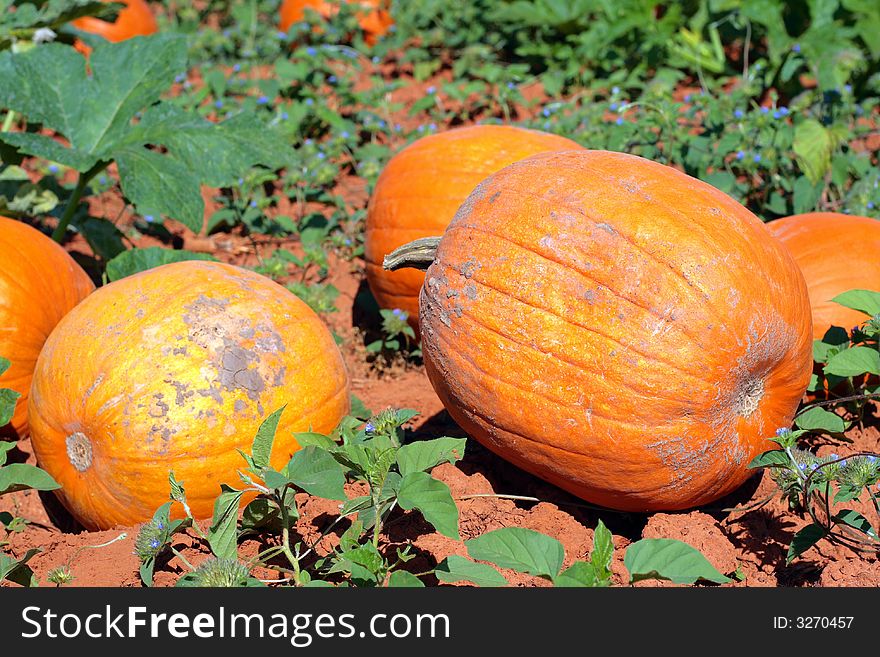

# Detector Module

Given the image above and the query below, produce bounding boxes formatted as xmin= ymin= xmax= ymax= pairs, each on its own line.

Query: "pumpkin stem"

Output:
xmin=383 ymin=236 xmax=441 ymax=272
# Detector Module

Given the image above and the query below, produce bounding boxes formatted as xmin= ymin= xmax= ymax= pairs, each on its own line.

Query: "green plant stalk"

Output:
xmin=169 ymin=546 xmax=196 ymax=571
xmin=1 ymin=110 xmax=15 ymax=132
xmin=51 ymin=161 xmax=110 ymax=242
xmin=277 ymin=486 xmax=302 ymax=585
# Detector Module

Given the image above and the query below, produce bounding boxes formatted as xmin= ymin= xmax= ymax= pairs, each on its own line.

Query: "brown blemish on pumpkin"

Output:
xmin=148 ymin=393 xmax=169 ymax=418
xmin=489 ymin=190 xmax=501 ymax=204
xmin=460 ymin=258 xmax=480 ymax=279
xmin=66 ymin=432 xmax=93 ymax=472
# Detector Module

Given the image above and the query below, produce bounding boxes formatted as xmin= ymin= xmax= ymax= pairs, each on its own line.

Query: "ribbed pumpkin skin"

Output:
xmin=365 ymin=125 xmax=582 ymax=328
xmin=279 ymin=0 xmax=392 ymax=44
xmin=420 ymin=150 xmax=813 ymax=512
xmin=0 ymin=217 xmax=94 ymax=438
xmin=766 ymin=212 xmax=880 ymax=339
xmin=28 ymin=261 xmax=349 ymax=530
xmin=71 ymin=0 xmax=157 ymax=43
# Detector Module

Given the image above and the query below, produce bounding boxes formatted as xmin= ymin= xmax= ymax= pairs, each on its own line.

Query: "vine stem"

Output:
xmin=277 ymin=487 xmax=302 ymax=585
xmin=383 ymin=236 xmax=440 ymax=271
xmin=51 ymin=160 xmax=109 ymax=242
xmin=170 ymin=546 xmax=196 ymax=572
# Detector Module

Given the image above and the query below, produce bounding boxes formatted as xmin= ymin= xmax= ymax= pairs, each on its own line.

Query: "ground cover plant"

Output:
xmin=0 ymin=0 xmax=879 ymax=588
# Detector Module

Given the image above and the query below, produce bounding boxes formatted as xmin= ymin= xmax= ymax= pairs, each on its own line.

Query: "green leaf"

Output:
xmin=1 ymin=548 xmax=40 ymax=587
xmin=139 ymin=558 xmax=156 ymax=588
xmin=434 ymin=555 xmax=509 ymax=587
xmin=250 ymin=406 xmax=286 ymax=472
xmin=591 ymin=519 xmax=614 ymax=576
xmin=396 ymin=437 xmax=467 ymax=476
xmin=397 ymin=471 xmax=460 ymax=540
xmin=748 ymin=449 xmax=791 ymax=469
xmin=465 ymin=527 xmax=564 ymax=579
xmin=794 ymin=118 xmax=832 ymax=184
xmin=831 ymin=289 xmax=880 ymax=317
xmin=824 ymin=346 xmax=880 ymax=377
xmin=554 ymin=561 xmax=602 ymax=587
xmin=786 ymin=523 xmax=826 ymax=563
xmin=115 ymin=147 xmax=204 ymax=231
xmin=795 ymin=406 xmax=848 ymax=433
xmin=208 ymin=485 xmax=244 ymax=560
xmin=283 ymin=446 xmax=347 ymax=500
xmin=0 ymin=463 xmax=60 ymax=495
xmin=0 ymin=357 xmax=10 ymax=378
xmin=625 ymin=538 xmax=731 ymax=584
xmin=387 ymin=570 xmax=424 ymax=587
xmin=0 ymin=387 xmax=20 ymax=427
xmin=833 ymin=509 xmax=877 ymax=538
xmin=292 ymin=431 xmax=338 ymax=451
xmin=0 ymin=442 xmax=14 ymax=467
xmin=105 ymin=246 xmax=217 ymax=282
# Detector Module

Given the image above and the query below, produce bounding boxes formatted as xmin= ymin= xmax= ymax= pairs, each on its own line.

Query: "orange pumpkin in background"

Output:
xmin=407 ymin=150 xmax=813 ymax=512
xmin=0 ymin=216 xmax=94 ymax=439
xmin=28 ymin=261 xmax=350 ymax=530
xmin=365 ymin=125 xmax=583 ymax=330
xmin=279 ymin=0 xmax=393 ymax=45
xmin=71 ymin=0 xmax=158 ymax=43
xmin=766 ymin=212 xmax=880 ymax=339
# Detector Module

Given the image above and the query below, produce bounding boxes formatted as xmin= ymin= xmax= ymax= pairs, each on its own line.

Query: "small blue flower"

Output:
xmin=237 ymin=178 xmax=244 ymax=186
xmin=232 ymin=63 xmax=241 ymax=73
xmin=305 ymin=138 xmax=313 ymax=146
xmin=48 ymin=164 xmax=59 ymax=173
xmin=426 ymin=86 xmax=436 ymax=94
xmin=753 ymin=154 xmax=762 ymax=163
xmin=615 ymin=117 xmax=624 ymax=126
xmin=867 ymin=456 xmax=878 ymax=465
xmin=506 ymin=82 xmax=516 ymax=89
xmin=156 ymin=521 xmax=165 ymax=531
xmin=306 ymin=47 xmax=317 ymax=56
xmin=868 ymin=202 xmax=875 ymax=210
xmin=144 ymin=215 xmax=155 ymax=223
xmin=99 ymin=176 xmax=107 ymax=185
xmin=844 ymin=84 xmax=852 ymax=94
xmin=775 ymin=427 xmax=788 ymax=437
xmin=392 ymin=308 xmax=403 ymax=317
xmin=792 ymin=43 xmax=801 ymax=53
xmin=365 ymin=421 xmax=376 ymax=433
xmin=735 ymin=150 xmax=745 ymax=160
xmin=377 ymin=120 xmax=386 ymax=128
xmin=343 ymin=238 xmax=353 ymax=246
xmin=684 ymin=93 xmax=692 ymax=103
xmin=394 ymin=123 xmax=402 ymax=132
xmin=175 ymin=74 xmax=186 ymax=83
xmin=328 ymin=75 xmax=337 ymax=84
xmin=340 ymin=131 xmax=350 ymax=139
xmin=277 ymin=31 xmax=288 ymax=40
xmin=214 ymin=100 xmax=224 ymax=109
xmin=611 ymin=86 xmax=620 ymax=95
xmin=372 ymin=56 xmax=380 ymax=64
xmin=542 ymin=108 xmax=552 ymax=117
xmin=734 ymin=109 xmax=744 ymax=119
xmin=429 ymin=123 xmax=437 ymax=131
xmin=257 ymin=95 xmax=269 ymax=105
xmin=316 ymin=152 xmax=326 ymax=160
xmin=222 ymin=29 xmax=231 ymax=37
xmin=281 ymin=112 xmax=289 ymax=120
xmin=305 ymin=98 xmax=314 ymax=106
xmin=760 ymin=106 xmax=769 ymax=114
xmin=609 ymin=102 xmax=618 ymax=111
xmin=417 ymin=125 xmax=425 ymax=133
xmin=149 ymin=539 xmax=161 ymax=549
xmin=830 ymin=453 xmax=839 ymax=460
xmin=249 ymin=200 xmax=258 ymax=208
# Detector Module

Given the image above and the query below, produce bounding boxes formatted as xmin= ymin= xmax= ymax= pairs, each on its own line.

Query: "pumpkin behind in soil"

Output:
xmin=71 ymin=0 xmax=158 ymax=44
xmin=765 ymin=212 xmax=880 ymax=340
xmin=0 ymin=216 xmax=94 ymax=439
xmin=365 ymin=125 xmax=583 ymax=330
xmin=402 ymin=149 xmax=813 ymax=512
xmin=279 ymin=0 xmax=392 ymax=45
xmin=28 ymin=261 xmax=350 ymax=530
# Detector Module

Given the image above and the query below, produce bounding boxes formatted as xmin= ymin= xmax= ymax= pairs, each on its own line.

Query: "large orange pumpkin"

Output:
xmin=766 ymin=212 xmax=880 ymax=339
xmin=0 ymin=216 xmax=94 ymax=439
xmin=279 ymin=0 xmax=392 ymax=45
xmin=28 ymin=261 xmax=349 ymax=530
xmin=365 ymin=125 xmax=583 ymax=330
xmin=71 ymin=0 xmax=158 ymax=43
xmin=401 ymin=150 xmax=813 ymax=512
